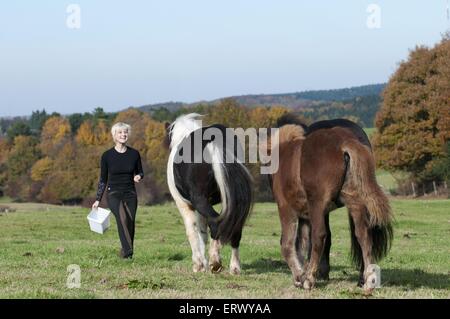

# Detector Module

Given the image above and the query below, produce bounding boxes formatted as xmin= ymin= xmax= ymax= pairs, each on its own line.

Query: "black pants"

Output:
xmin=107 ymin=189 xmax=137 ymax=257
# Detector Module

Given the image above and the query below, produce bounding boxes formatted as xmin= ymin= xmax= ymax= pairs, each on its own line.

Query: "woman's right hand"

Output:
xmin=92 ymin=201 xmax=100 ymax=209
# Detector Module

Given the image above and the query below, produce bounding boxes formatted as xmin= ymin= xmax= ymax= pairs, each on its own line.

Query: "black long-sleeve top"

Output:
xmin=96 ymin=146 xmax=144 ymax=201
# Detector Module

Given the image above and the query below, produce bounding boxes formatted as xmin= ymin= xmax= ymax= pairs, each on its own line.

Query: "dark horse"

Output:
xmin=166 ymin=113 xmax=253 ymax=274
xmin=267 ymin=114 xmax=393 ymax=291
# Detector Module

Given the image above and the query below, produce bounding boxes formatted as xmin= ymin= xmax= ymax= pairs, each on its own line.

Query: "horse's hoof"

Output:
xmin=303 ymin=278 xmax=314 ymax=290
xmin=230 ymin=267 xmax=241 ymax=275
xmin=210 ymin=262 xmax=223 ymax=273
xmin=357 ymin=278 xmax=365 ymax=288
xmin=363 ymin=286 xmax=374 ymax=296
xmin=317 ymin=267 xmax=330 ymax=281
xmin=293 ymin=274 xmax=304 ymax=287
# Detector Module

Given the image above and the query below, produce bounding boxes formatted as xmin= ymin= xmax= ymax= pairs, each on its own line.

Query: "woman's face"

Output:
xmin=114 ymin=128 xmax=129 ymax=144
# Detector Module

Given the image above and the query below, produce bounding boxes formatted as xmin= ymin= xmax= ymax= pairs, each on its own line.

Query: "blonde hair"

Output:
xmin=111 ymin=122 xmax=131 ymax=142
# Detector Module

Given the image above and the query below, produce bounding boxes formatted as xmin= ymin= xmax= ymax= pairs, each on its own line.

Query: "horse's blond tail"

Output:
xmin=343 ymin=140 xmax=394 ymax=264
xmin=342 ymin=141 xmax=393 ymax=227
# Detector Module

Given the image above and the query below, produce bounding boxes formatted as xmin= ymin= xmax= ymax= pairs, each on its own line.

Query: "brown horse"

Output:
xmin=267 ymin=116 xmax=393 ymax=291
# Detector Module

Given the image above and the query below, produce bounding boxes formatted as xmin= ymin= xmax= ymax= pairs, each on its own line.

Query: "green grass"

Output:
xmin=0 ymin=196 xmax=13 ymax=203
xmin=0 ymin=200 xmax=449 ymax=299
xmin=376 ymin=170 xmax=399 ymax=192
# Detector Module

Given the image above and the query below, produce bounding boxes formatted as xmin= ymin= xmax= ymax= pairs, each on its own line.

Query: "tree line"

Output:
xmin=0 ymin=100 xmax=292 ymax=205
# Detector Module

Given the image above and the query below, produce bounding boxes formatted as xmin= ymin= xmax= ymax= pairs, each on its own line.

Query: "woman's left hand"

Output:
xmin=134 ymin=175 xmax=141 ymax=183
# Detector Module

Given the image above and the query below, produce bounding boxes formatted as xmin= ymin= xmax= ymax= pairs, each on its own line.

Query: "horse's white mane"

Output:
xmin=169 ymin=113 xmax=203 ymax=149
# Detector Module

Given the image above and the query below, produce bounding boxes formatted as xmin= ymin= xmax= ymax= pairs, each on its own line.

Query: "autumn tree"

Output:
xmin=40 ymin=116 xmax=72 ymax=157
xmin=4 ymin=135 xmax=40 ymax=200
xmin=94 ymin=120 xmax=111 ymax=146
xmin=267 ymin=106 xmax=290 ymax=127
xmin=373 ymin=36 xmax=450 ymax=183
xmin=143 ymin=118 xmax=170 ymax=203
xmin=71 ymin=146 xmax=105 ymax=202
xmin=76 ymin=121 xmax=96 ymax=146
xmin=31 ymin=157 xmax=54 ymax=182
xmin=206 ymin=98 xmax=250 ymax=128
xmin=30 ymin=116 xmax=82 ymax=203
xmin=248 ymin=107 xmax=270 ymax=128
xmin=6 ymin=136 xmax=40 ymax=180
xmin=38 ymin=141 xmax=79 ymax=203
xmin=0 ymin=138 xmax=10 ymax=167
xmin=0 ymin=138 xmax=10 ymax=195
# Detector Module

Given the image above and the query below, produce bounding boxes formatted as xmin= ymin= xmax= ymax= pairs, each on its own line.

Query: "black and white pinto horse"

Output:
xmin=166 ymin=113 xmax=253 ymax=274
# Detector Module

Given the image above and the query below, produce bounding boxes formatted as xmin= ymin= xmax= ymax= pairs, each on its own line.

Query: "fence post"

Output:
xmin=433 ymin=181 xmax=437 ymax=196
xmin=411 ymin=182 xmax=416 ymax=197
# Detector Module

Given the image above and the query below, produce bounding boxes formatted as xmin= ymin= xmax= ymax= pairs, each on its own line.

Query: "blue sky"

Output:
xmin=0 ymin=1 xmax=448 ymax=117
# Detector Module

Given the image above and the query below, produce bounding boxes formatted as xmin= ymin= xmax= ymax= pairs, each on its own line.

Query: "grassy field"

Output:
xmin=376 ymin=170 xmax=399 ymax=192
xmin=0 ymin=200 xmax=449 ymax=299
xmin=363 ymin=128 xmax=401 ymax=193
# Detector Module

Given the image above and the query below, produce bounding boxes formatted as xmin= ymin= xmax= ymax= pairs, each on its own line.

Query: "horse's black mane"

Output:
xmin=276 ymin=113 xmax=372 ymax=149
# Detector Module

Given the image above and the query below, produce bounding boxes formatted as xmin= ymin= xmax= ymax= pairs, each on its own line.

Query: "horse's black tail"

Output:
xmin=210 ymin=144 xmax=253 ymax=245
xmin=349 ymin=214 xmax=394 ymax=269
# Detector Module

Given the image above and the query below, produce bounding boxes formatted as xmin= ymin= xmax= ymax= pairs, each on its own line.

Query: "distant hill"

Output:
xmin=297 ymin=94 xmax=382 ymax=127
xmin=289 ymin=83 xmax=385 ymax=101
xmin=0 ymin=84 xmax=385 ymax=136
xmin=139 ymin=102 xmax=187 ymax=113
xmin=137 ymin=83 xmax=385 ymax=113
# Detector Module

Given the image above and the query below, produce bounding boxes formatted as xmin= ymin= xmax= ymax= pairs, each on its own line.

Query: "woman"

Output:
xmin=92 ymin=122 xmax=144 ymax=259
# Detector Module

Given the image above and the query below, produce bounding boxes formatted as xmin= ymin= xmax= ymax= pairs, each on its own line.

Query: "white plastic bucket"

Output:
xmin=87 ymin=207 xmax=111 ymax=234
